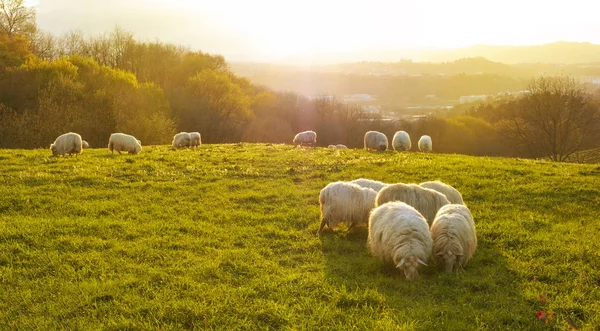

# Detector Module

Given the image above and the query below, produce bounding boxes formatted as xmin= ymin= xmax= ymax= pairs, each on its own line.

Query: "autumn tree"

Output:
xmin=500 ymin=75 xmax=600 ymax=161
xmin=0 ymin=0 xmax=35 ymax=37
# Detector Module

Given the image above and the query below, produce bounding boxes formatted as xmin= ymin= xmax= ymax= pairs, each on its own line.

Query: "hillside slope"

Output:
xmin=0 ymin=145 xmax=598 ymax=329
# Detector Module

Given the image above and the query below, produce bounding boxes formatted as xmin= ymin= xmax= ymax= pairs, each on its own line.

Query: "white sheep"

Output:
xmin=50 ymin=132 xmax=83 ymax=157
xmin=419 ymin=181 xmax=464 ymax=205
xmin=368 ymin=201 xmax=433 ymax=280
xmin=189 ymin=132 xmax=201 ymax=147
xmin=318 ymin=181 xmax=378 ymax=234
xmin=392 ymin=131 xmax=411 ymax=151
xmin=376 ymin=183 xmax=450 ymax=225
xmin=431 ymin=204 xmax=477 ymax=272
xmin=350 ymin=178 xmax=389 ymax=192
xmin=335 ymin=144 xmax=348 ymax=149
xmin=82 ymin=140 xmax=90 ymax=149
xmin=364 ymin=131 xmax=388 ymax=151
xmin=108 ymin=133 xmax=142 ymax=155
xmin=418 ymin=135 xmax=432 ymax=152
xmin=172 ymin=132 xmax=192 ymax=148
xmin=293 ymin=130 xmax=317 ymax=147
xmin=328 ymin=145 xmax=337 ymax=148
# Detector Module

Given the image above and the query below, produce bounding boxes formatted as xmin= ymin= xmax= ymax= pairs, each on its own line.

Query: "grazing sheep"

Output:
xmin=108 ymin=133 xmax=142 ymax=155
xmin=431 ymin=204 xmax=477 ymax=272
xmin=368 ymin=201 xmax=433 ymax=280
xmin=50 ymin=132 xmax=83 ymax=157
xmin=172 ymin=132 xmax=192 ymax=148
xmin=418 ymin=135 xmax=432 ymax=152
xmin=82 ymin=140 xmax=90 ymax=149
xmin=189 ymin=132 xmax=201 ymax=147
xmin=293 ymin=130 xmax=317 ymax=147
xmin=376 ymin=183 xmax=450 ymax=225
xmin=351 ymin=178 xmax=389 ymax=192
xmin=392 ymin=131 xmax=411 ymax=151
xmin=335 ymin=144 xmax=348 ymax=149
xmin=364 ymin=131 xmax=388 ymax=151
xmin=419 ymin=181 xmax=464 ymax=205
xmin=318 ymin=181 xmax=378 ymax=234
xmin=328 ymin=145 xmax=337 ymax=148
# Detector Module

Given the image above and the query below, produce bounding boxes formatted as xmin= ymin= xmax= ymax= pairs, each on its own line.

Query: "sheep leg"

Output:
xmin=317 ymin=219 xmax=327 ymax=235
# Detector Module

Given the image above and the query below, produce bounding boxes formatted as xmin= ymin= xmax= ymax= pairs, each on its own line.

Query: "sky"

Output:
xmin=30 ymin=0 xmax=600 ymax=62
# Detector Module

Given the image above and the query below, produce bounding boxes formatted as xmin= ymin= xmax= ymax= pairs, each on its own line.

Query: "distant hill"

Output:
xmin=419 ymin=42 xmax=600 ymax=64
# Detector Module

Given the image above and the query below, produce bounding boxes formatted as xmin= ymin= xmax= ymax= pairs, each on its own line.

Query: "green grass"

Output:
xmin=1 ymin=144 xmax=599 ymax=330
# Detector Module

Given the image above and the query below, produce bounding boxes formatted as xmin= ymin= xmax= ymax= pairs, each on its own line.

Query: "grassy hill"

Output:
xmin=1 ymin=144 xmax=599 ymax=330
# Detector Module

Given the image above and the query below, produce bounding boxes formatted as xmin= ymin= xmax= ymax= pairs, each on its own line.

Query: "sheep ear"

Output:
xmin=396 ymin=258 xmax=405 ymax=268
xmin=417 ymin=259 xmax=428 ymax=266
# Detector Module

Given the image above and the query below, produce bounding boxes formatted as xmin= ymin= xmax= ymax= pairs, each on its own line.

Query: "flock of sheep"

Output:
xmin=319 ymin=179 xmax=477 ymax=280
xmin=293 ymin=130 xmax=433 ymax=152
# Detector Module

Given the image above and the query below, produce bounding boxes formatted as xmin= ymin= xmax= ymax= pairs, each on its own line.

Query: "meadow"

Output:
xmin=0 ymin=144 xmax=599 ymax=330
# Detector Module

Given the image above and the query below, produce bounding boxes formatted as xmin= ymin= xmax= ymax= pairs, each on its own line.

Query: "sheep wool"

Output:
xmin=418 ymin=135 xmax=432 ymax=152
xmin=376 ymin=183 xmax=450 ymax=225
xmin=350 ymin=178 xmax=389 ymax=192
xmin=318 ymin=181 xmax=377 ymax=233
xmin=50 ymin=132 xmax=83 ymax=157
xmin=173 ymin=132 xmax=192 ymax=148
xmin=368 ymin=201 xmax=433 ymax=280
xmin=431 ymin=204 xmax=477 ymax=272
xmin=293 ymin=131 xmax=317 ymax=147
xmin=392 ymin=131 xmax=411 ymax=151
xmin=419 ymin=181 xmax=464 ymax=205
xmin=108 ymin=133 xmax=142 ymax=155
xmin=364 ymin=131 xmax=388 ymax=151
xmin=189 ymin=132 xmax=201 ymax=147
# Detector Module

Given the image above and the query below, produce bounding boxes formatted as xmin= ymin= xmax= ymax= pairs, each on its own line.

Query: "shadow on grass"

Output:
xmin=319 ymin=228 xmax=538 ymax=329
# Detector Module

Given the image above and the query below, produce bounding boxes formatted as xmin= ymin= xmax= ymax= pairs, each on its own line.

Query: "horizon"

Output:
xmin=30 ymin=0 xmax=600 ymax=64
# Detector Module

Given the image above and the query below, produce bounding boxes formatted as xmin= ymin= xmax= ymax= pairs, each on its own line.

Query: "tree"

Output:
xmin=501 ymin=75 xmax=600 ymax=161
xmin=0 ymin=0 xmax=35 ymax=37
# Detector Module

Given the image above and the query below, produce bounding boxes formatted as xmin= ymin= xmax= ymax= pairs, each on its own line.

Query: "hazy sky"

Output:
xmin=30 ymin=0 xmax=600 ymax=62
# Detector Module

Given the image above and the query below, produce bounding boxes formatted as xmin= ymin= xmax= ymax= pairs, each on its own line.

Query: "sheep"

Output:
xmin=190 ymin=132 xmax=201 ymax=148
xmin=328 ymin=145 xmax=337 ymax=148
xmin=293 ymin=130 xmax=317 ymax=147
xmin=364 ymin=131 xmax=388 ymax=151
xmin=418 ymin=135 xmax=432 ymax=152
xmin=108 ymin=133 xmax=142 ymax=155
xmin=350 ymin=178 xmax=389 ymax=192
xmin=419 ymin=181 xmax=464 ymax=205
xmin=392 ymin=131 xmax=411 ymax=151
xmin=368 ymin=201 xmax=433 ymax=280
xmin=50 ymin=132 xmax=83 ymax=157
xmin=335 ymin=144 xmax=348 ymax=149
xmin=376 ymin=183 xmax=450 ymax=225
xmin=82 ymin=140 xmax=90 ymax=149
xmin=318 ymin=181 xmax=378 ymax=234
xmin=172 ymin=132 xmax=192 ymax=148
xmin=431 ymin=204 xmax=477 ymax=273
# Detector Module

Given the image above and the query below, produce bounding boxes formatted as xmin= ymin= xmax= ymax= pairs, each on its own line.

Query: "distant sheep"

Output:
xmin=368 ymin=201 xmax=433 ymax=280
xmin=50 ymin=132 xmax=83 ymax=157
xmin=172 ymin=132 xmax=192 ymax=148
xmin=328 ymin=145 xmax=336 ymax=148
xmin=293 ymin=131 xmax=317 ymax=147
xmin=418 ymin=135 xmax=432 ymax=152
xmin=190 ymin=132 xmax=201 ymax=147
xmin=335 ymin=144 xmax=348 ymax=149
xmin=108 ymin=133 xmax=142 ymax=155
xmin=351 ymin=178 xmax=389 ymax=192
xmin=376 ymin=183 xmax=450 ymax=225
xmin=82 ymin=140 xmax=90 ymax=149
xmin=419 ymin=181 xmax=464 ymax=205
xmin=392 ymin=131 xmax=411 ymax=151
xmin=431 ymin=204 xmax=477 ymax=272
xmin=318 ymin=181 xmax=378 ymax=234
xmin=364 ymin=131 xmax=388 ymax=151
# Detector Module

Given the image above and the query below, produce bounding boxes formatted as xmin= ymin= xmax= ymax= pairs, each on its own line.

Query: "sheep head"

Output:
xmin=436 ymin=251 xmax=462 ymax=273
xmin=50 ymin=144 xmax=58 ymax=156
xmin=397 ymin=256 xmax=428 ymax=281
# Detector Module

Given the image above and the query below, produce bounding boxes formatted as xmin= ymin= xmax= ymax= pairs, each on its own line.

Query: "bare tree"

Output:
xmin=502 ymin=75 xmax=600 ymax=162
xmin=0 ymin=0 xmax=35 ymax=37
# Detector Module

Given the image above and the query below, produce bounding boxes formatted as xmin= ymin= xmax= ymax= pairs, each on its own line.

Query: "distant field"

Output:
xmin=1 ymin=144 xmax=599 ymax=330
